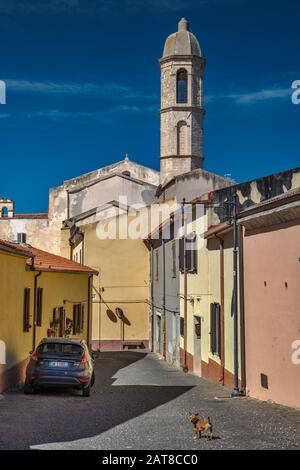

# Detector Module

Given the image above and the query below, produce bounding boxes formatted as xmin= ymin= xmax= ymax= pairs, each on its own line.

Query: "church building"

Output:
xmin=0 ymin=19 xmax=232 ymax=351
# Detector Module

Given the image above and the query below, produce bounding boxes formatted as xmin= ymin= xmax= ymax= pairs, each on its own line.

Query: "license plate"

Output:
xmin=49 ymin=361 xmax=69 ymax=368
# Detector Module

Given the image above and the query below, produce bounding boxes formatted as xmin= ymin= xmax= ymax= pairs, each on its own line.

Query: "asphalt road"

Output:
xmin=0 ymin=351 xmax=299 ymax=450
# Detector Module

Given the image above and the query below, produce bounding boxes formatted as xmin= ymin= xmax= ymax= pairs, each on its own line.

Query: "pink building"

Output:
xmin=239 ymin=188 xmax=300 ymax=408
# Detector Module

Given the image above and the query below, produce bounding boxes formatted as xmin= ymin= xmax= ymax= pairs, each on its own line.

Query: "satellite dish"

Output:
xmin=115 ymin=308 xmax=125 ymax=319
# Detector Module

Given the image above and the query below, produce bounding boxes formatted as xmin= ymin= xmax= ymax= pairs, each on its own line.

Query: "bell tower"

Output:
xmin=159 ymin=18 xmax=206 ymax=183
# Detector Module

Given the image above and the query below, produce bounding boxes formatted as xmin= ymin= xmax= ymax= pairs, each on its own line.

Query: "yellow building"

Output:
xmin=66 ymin=210 xmax=151 ymax=351
xmin=0 ymin=239 xmax=97 ymax=392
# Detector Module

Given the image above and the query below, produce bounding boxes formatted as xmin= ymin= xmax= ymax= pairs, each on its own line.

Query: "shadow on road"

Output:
xmin=0 ymin=351 xmax=195 ymax=450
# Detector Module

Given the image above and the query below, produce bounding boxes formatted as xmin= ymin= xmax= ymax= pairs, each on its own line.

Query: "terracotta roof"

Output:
xmin=27 ymin=247 xmax=98 ymax=274
xmin=0 ymin=213 xmax=48 ymax=220
xmin=0 ymin=239 xmax=33 ymax=257
xmin=0 ymin=239 xmax=97 ymax=275
xmin=13 ymin=213 xmax=48 ymax=219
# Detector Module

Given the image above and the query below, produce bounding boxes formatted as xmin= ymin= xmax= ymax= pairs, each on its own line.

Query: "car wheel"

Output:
xmin=82 ymin=385 xmax=91 ymax=397
xmin=91 ymin=372 xmax=95 ymax=387
xmin=24 ymin=380 xmax=34 ymax=395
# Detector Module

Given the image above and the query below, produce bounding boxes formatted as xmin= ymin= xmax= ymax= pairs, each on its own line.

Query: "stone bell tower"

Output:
xmin=159 ymin=18 xmax=206 ymax=183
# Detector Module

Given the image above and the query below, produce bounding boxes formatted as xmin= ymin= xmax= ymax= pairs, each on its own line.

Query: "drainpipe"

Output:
xmin=162 ymin=239 xmax=166 ymax=360
xmin=87 ymin=275 xmax=93 ymax=349
xmin=32 ymin=271 xmax=42 ymax=352
xmin=231 ymin=193 xmax=243 ymax=397
xmin=215 ymin=234 xmax=225 ymax=386
xmin=150 ymin=244 xmax=154 ymax=352
xmin=238 ymin=225 xmax=246 ymax=392
xmin=182 ymin=198 xmax=188 ymax=366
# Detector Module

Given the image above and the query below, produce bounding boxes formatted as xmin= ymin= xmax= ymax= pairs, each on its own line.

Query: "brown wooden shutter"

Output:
xmin=215 ymin=303 xmax=221 ymax=357
xmin=210 ymin=302 xmax=221 ymax=357
xmin=73 ymin=305 xmax=77 ymax=334
xmin=210 ymin=302 xmax=216 ymax=354
xmin=180 ymin=317 xmax=185 ymax=336
xmin=80 ymin=305 xmax=84 ymax=332
xmin=23 ymin=288 xmax=30 ymax=332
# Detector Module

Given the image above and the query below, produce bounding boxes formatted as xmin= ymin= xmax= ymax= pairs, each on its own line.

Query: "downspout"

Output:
xmin=32 ymin=271 xmax=42 ymax=352
xmin=215 ymin=234 xmax=225 ymax=386
xmin=238 ymin=225 xmax=246 ymax=392
xmin=150 ymin=244 xmax=154 ymax=352
xmin=231 ymin=193 xmax=243 ymax=396
xmin=87 ymin=274 xmax=93 ymax=349
xmin=182 ymin=199 xmax=188 ymax=366
xmin=162 ymin=239 xmax=166 ymax=360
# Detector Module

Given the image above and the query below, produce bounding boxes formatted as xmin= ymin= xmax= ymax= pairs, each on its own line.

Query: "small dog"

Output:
xmin=187 ymin=411 xmax=213 ymax=440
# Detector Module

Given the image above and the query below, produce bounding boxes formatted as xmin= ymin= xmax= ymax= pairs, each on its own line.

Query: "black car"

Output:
xmin=24 ymin=338 xmax=95 ymax=397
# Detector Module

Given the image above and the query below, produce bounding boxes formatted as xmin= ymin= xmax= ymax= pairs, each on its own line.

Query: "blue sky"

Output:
xmin=0 ymin=0 xmax=299 ymax=213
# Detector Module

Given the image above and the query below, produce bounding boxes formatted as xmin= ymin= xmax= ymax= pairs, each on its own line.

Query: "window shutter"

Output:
xmin=73 ymin=305 xmax=77 ymax=334
xmin=215 ymin=303 xmax=221 ymax=357
xmin=186 ymin=233 xmax=197 ymax=273
xmin=23 ymin=288 xmax=30 ymax=332
xmin=210 ymin=303 xmax=216 ymax=354
xmin=210 ymin=303 xmax=221 ymax=357
xmin=180 ymin=317 xmax=185 ymax=336
xmin=80 ymin=305 xmax=84 ymax=332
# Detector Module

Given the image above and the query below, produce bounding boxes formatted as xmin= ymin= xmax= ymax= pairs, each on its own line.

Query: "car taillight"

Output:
xmin=31 ymin=351 xmax=39 ymax=362
xmin=75 ymin=352 xmax=88 ymax=368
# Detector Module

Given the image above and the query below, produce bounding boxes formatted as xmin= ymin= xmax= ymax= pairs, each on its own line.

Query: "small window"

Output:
xmin=177 ymin=69 xmax=188 ymax=103
xmin=17 ymin=233 xmax=26 ymax=244
xmin=210 ymin=303 xmax=221 ymax=357
xmin=260 ymin=373 xmax=269 ymax=389
xmin=36 ymin=287 xmax=43 ymax=327
xmin=23 ymin=288 xmax=31 ymax=332
xmin=179 ymin=234 xmax=197 ymax=273
xmin=122 ymin=170 xmax=131 ymax=177
xmin=73 ymin=304 xmax=84 ymax=334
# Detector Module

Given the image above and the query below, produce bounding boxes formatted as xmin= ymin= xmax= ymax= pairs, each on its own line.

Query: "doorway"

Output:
xmin=193 ymin=315 xmax=202 ymax=376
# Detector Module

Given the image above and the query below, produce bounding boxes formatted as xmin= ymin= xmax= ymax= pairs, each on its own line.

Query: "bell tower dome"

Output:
xmin=159 ymin=18 xmax=206 ymax=183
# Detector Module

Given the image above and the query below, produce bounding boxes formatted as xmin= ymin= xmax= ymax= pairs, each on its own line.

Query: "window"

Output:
xmin=73 ymin=304 xmax=84 ymax=334
xmin=37 ymin=342 xmax=83 ymax=357
xmin=210 ymin=302 xmax=221 ymax=357
xmin=23 ymin=288 xmax=31 ymax=332
xmin=17 ymin=233 xmax=26 ymax=244
xmin=176 ymin=69 xmax=188 ymax=103
xmin=36 ymin=287 xmax=43 ymax=326
xmin=1 ymin=207 xmax=8 ymax=217
xmin=179 ymin=233 xmax=197 ymax=273
xmin=171 ymin=241 xmax=176 ymax=278
xmin=53 ymin=307 xmax=65 ymax=337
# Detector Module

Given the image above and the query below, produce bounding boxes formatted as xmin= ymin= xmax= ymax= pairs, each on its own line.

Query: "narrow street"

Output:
xmin=0 ymin=351 xmax=299 ymax=450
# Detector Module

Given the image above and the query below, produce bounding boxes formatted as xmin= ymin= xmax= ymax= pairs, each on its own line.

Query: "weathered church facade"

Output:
xmin=0 ymin=19 xmax=232 ymax=350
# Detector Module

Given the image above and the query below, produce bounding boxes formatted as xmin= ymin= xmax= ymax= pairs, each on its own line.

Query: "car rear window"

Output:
xmin=37 ymin=343 xmax=84 ymax=357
